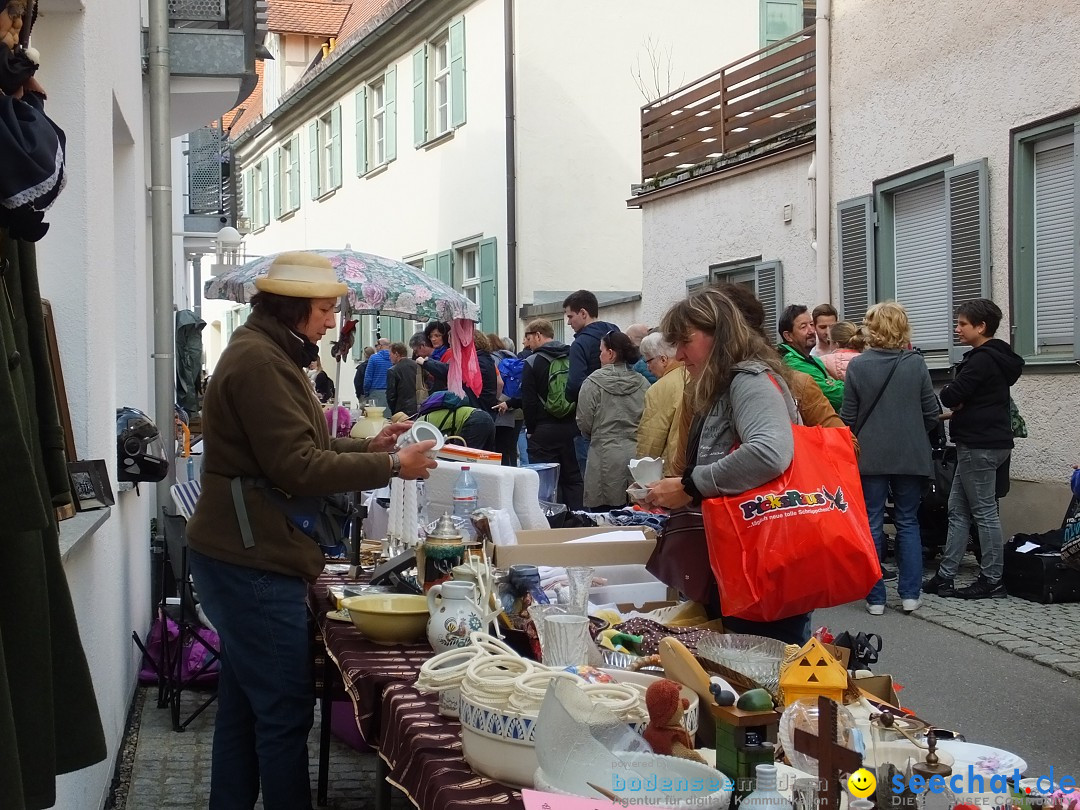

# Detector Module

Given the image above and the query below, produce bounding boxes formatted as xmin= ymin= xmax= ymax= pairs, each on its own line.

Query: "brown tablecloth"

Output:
xmin=311 ymin=571 xmax=525 ymax=810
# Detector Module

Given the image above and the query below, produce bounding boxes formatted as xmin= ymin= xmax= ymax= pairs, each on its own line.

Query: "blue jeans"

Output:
xmin=188 ymin=549 xmax=314 ymax=810
xmin=862 ymin=474 xmax=925 ymax=604
xmin=574 ymin=434 xmax=590 ymax=476
xmin=516 ymin=426 xmax=530 ymax=466
xmin=938 ymin=446 xmax=1011 ymax=582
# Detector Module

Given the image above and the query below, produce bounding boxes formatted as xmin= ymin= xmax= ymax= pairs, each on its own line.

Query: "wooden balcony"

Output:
xmin=640 ymin=26 xmax=816 ymax=186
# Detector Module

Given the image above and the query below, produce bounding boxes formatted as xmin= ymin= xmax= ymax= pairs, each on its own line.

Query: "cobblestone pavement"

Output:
xmin=119 ymin=688 xmax=413 ymax=810
xmin=881 ymin=551 xmax=1080 ymax=678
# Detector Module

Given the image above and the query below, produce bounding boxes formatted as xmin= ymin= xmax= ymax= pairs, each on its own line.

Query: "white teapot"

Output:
xmin=426 ymin=581 xmax=484 ymax=653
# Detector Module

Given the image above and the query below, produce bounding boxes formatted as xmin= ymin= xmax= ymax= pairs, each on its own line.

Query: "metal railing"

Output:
xmin=169 ymin=0 xmax=226 ymax=22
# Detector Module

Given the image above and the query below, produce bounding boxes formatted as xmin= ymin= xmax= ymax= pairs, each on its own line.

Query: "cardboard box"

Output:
xmin=856 ymin=673 xmax=901 ymax=707
xmin=492 ymin=526 xmax=656 ymax=568
xmin=436 ymin=445 xmax=502 ymax=465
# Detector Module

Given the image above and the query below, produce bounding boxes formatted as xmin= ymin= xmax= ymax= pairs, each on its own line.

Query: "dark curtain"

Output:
xmin=176 ymin=309 xmax=205 ymax=415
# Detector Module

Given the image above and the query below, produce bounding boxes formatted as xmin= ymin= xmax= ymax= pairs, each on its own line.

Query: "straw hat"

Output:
xmin=254 ymin=252 xmax=347 ymax=298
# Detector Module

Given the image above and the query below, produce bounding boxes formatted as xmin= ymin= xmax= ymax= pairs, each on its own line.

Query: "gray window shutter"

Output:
xmin=330 ymin=106 xmax=342 ymax=190
xmin=355 ymin=87 xmax=368 ymax=176
xmin=436 ymin=250 xmax=453 ymax=287
xmin=412 ymin=46 xmax=427 ymax=146
xmin=449 ymin=17 xmax=466 ymax=128
xmin=271 ymin=148 xmax=282 ymax=219
xmin=754 ymin=260 xmax=784 ymax=341
xmin=1033 ymin=140 xmax=1075 ymax=353
xmin=422 ymin=254 xmax=438 ymax=277
xmin=686 ymin=275 xmax=707 ymax=293
xmin=288 ymin=133 xmax=300 ymax=211
xmin=479 ymin=237 xmax=497 ymax=333
xmin=309 ymin=121 xmax=320 ymax=199
xmin=945 ymin=158 xmax=990 ymax=362
xmin=384 ymin=66 xmax=397 ymax=162
xmin=837 ymin=196 xmax=875 ymax=321
xmin=894 ymin=179 xmax=949 ymax=352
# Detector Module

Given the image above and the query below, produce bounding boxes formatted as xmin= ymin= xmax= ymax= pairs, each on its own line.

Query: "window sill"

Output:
xmin=361 ymin=161 xmax=391 ymax=180
xmin=276 ymin=209 xmax=297 ymax=223
xmin=250 ymin=224 xmax=268 ymax=235
xmin=419 ymin=129 xmax=455 ymax=151
xmin=59 ymin=507 xmax=112 ymax=563
xmin=1018 ymin=355 xmax=1080 ymax=374
xmin=315 ymin=187 xmax=339 ymax=203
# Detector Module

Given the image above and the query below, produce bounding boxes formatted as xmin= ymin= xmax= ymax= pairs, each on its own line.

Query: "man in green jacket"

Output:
xmin=777 ymin=303 xmax=845 ymax=411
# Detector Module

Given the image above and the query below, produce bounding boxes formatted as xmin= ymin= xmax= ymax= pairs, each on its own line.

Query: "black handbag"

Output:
xmin=645 ymin=508 xmax=715 ymax=604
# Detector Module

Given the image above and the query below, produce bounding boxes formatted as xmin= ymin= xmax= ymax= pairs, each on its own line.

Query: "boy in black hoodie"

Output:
xmin=562 ymin=290 xmax=619 ymax=475
xmin=925 ymin=299 xmax=1024 ymax=600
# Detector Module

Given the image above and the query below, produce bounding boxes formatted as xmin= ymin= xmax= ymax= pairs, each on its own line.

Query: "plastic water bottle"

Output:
xmin=452 ymin=466 xmax=479 ymax=541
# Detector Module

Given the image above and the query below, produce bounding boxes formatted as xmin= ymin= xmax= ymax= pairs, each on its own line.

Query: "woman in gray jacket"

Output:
xmin=840 ymin=302 xmax=939 ymax=615
xmin=576 ymin=330 xmax=650 ymax=510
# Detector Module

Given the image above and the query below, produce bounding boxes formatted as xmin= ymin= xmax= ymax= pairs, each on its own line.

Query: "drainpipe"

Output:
xmin=503 ymin=0 xmax=518 ymax=340
xmin=192 ymin=254 xmax=202 ymax=320
xmin=814 ymin=0 xmax=832 ymax=305
xmin=148 ymin=0 xmax=176 ymax=502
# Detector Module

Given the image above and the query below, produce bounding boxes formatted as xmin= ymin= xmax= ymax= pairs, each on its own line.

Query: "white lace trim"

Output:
xmin=1 ymin=139 xmax=65 ymax=210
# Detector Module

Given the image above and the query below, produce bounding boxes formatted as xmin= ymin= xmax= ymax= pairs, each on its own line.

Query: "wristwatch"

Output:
xmin=388 ymin=452 xmax=402 ymax=478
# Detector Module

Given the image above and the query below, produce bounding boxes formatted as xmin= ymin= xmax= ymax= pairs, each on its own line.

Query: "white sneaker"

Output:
xmin=866 ymin=603 xmax=885 ymax=615
xmin=902 ymin=598 xmax=921 ymax=613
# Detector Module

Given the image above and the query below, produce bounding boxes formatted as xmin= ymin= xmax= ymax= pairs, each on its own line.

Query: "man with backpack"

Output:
xmin=563 ymin=290 xmax=620 ymax=475
xmin=520 ymin=318 xmax=583 ymax=511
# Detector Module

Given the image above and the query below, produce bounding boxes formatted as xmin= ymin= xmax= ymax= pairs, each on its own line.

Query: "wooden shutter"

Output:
xmin=309 ymin=121 xmax=321 ymax=198
xmin=288 ymin=133 xmax=300 ymax=211
xmin=384 ymin=66 xmax=398 ymax=162
xmin=479 ymin=237 xmax=497 ymax=332
xmin=449 ymin=17 xmax=467 ymax=128
xmin=894 ymin=179 xmax=949 ymax=352
xmin=946 ymin=159 xmax=990 ymax=362
xmin=271 ymin=147 xmax=282 ymax=219
xmin=422 ymin=254 xmax=438 ymax=277
xmin=754 ymin=261 xmax=783 ymax=342
xmin=836 ymin=196 xmax=875 ymax=321
xmin=329 ymin=106 xmax=342 ymax=190
xmin=436 ymin=250 xmax=453 ymax=287
xmin=412 ymin=46 xmax=427 ymax=146
xmin=1033 ymin=140 xmax=1076 ymax=353
xmin=355 ymin=87 xmax=368 ymax=176
xmin=686 ymin=275 xmax=707 ymax=292
xmin=762 ymin=0 xmax=802 ymax=46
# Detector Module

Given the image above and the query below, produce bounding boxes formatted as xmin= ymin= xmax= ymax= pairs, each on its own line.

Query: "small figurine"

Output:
xmin=642 ymin=678 xmax=706 ymax=764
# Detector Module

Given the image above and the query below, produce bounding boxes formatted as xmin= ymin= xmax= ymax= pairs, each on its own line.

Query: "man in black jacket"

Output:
xmin=385 ymin=342 xmax=423 ymax=417
xmin=521 ymin=319 xmax=583 ymax=511
xmin=562 ymin=290 xmax=619 ymax=476
xmin=925 ymin=299 xmax=1024 ymax=600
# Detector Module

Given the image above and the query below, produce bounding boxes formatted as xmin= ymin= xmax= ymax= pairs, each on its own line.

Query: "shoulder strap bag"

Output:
xmin=853 ymin=352 xmax=903 ymax=436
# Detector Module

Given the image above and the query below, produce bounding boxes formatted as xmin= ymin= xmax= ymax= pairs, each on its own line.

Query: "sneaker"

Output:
xmin=922 ymin=573 xmax=956 ymax=597
xmin=866 ymin=603 xmax=885 ymax=615
xmin=880 ymin=565 xmax=898 ymax=582
xmin=901 ymin=598 xmax=921 ymax=613
xmin=955 ymin=576 xmax=1007 ymax=600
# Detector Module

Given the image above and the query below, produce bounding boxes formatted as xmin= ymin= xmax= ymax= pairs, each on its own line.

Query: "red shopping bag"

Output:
xmin=702 ymin=424 xmax=880 ymax=622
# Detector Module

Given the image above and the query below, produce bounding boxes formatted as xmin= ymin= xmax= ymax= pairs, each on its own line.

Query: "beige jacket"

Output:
xmin=636 ymin=366 xmax=688 ymax=477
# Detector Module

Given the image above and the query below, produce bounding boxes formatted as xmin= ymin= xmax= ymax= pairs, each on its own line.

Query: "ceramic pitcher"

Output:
xmin=426 ymin=581 xmax=483 ymax=653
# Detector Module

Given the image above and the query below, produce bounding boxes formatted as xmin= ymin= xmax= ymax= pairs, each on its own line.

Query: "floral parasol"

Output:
xmin=203 ymin=249 xmax=480 ymax=322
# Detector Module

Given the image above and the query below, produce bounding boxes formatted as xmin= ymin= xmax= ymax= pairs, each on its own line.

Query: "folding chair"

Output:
xmin=170 ymin=479 xmax=202 ymax=520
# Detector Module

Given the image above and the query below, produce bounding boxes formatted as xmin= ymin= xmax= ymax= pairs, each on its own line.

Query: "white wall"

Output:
xmin=514 ymin=0 xmax=759 ymax=309
xmin=35 ymin=2 xmax=153 ymax=807
xmin=641 ymin=154 xmax=817 ymax=327
xmin=829 ymin=0 xmax=1080 ymax=483
xmin=238 ymin=0 xmax=507 ymax=333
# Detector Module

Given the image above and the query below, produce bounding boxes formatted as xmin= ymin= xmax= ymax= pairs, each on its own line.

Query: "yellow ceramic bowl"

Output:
xmin=340 ymin=594 xmax=429 ymax=644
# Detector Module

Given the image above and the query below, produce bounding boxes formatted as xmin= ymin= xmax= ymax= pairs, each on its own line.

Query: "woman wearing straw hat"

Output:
xmin=186 ymin=251 xmax=437 ymax=809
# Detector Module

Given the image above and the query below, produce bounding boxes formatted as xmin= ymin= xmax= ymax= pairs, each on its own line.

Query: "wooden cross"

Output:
xmin=792 ymin=696 xmax=863 ymax=810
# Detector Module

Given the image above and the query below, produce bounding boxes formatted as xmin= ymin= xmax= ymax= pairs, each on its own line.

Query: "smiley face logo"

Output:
xmin=847 ymin=768 xmax=876 ymax=798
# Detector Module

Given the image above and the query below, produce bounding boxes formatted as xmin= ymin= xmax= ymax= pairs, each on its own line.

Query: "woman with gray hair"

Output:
xmin=636 ymin=332 xmax=688 ymax=476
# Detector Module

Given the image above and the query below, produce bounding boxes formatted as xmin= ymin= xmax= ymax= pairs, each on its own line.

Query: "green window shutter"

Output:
xmin=478 ymin=237 xmax=497 ymax=333
xmin=946 ymin=159 xmax=990 ymax=362
xmin=330 ymin=105 xmax=342 ymax=190
xmin=836 ymin=195 xmax=875 ymax=321
xmin=449 ymin=17 xmax=466 ymax=128
xmin=259 ymin=157 xmax=270 ymax=228
xmin=1033 ymin=138 xmax=1077 ymax=355
xmin=384 ymin=66 xmax=398 ymax=162
xmin=686 ymin=275 xmax=707 ymax=293
xmin=271 ymin=148 xmax=282 ymax=219
xmin=422 ymin=254 xmax=438 ymax=277
xmin=412 ymin=46 xmax=427 ymax=146
xmin=242 ymin=168 xmax=252 ymax=223
xmin=754 ymin=261 xmax=783 ymax=341
xmin=309 ymin=121 xmax=321 ymax=199
xmin=288 ymin=133 xmax=300 ymax=211
xmin=355 ymin=87 xmax=368 ymax=176
xmin=436 ymin=250 xmax=453 ymax=287
xmin=761 ymin=0 xmax=802 ymax=46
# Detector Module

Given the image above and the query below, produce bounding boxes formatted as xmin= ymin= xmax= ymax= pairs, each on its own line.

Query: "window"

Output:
xmin=686 ymin=259 xmax=784 ymax=339
xmin=761 ymin=0 xmax=803 ymax=47
xmin=356 ymin=67 xmax=398 ymax=175
xmin=309 ymin=105 xmax=342 ymax=199
xmin=458 ymin=245 xmax=480 ymax=307
xmin=249 ymin=158 xmax=269 ymax=230
xmin=421 ymin=237 xmax=498 ymax=332
xmin=838 ymin=158 xmax=989 ymax=365
xmin=272 ymin=134 xmax=300 ymax=219
xmin=412 ymin=17 xmax=466 ymax=147
xmin=1011 ymin=113 xmax=1079 ymax=361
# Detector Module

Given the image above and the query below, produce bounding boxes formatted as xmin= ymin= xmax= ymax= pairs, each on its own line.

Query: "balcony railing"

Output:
xmin=640 ymin=26 xmax=816 ymax=183
xmin=169 ymin=0 xmax=226 ymax=22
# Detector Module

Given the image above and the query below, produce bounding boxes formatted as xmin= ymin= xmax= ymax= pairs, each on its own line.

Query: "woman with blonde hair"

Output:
xmin=822 ymin=320 xmax=864 ymax=381
xmin=645 ymin=287 xmax=808 ymax=644
xmin=635 ymin=332 xmax=688 ymax=476
xmin=840 ymin=301 xmax=939 ymax=615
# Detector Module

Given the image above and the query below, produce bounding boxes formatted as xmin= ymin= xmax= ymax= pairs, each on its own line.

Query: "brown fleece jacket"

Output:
xmin=187 ymin=308 xmax=391 ymax=581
